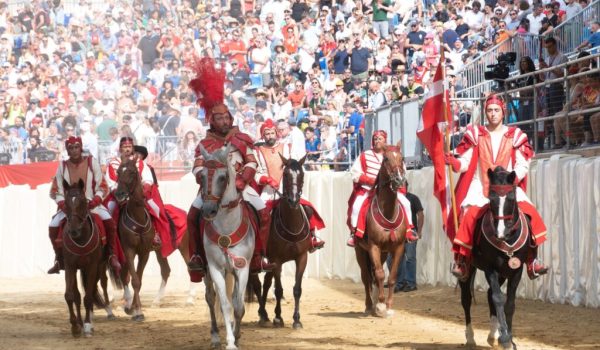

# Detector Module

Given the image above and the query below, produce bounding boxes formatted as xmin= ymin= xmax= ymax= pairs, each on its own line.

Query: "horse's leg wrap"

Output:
xmin=47 ymin=227 xmax=62 ymax=274
xmin=103 ymin=219 xmax=122 ymax=275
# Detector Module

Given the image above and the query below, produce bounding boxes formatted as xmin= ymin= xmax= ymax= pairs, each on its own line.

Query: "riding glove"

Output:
xmin=444 ymin=153 xmax=462 ymax=172
xmin=88 ymin=195 xmax=103 ymax=209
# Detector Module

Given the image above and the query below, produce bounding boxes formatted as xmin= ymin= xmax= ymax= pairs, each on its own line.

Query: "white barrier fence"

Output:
xmin=0 ymin=155 xmax=599 ymax=307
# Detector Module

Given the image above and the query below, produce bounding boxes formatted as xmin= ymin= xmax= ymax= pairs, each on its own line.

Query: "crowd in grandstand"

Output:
xmin=0 ymin=0 xmax=599 ymax=167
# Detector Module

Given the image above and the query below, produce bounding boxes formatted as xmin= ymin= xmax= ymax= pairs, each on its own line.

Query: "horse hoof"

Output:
xmin=258 ymin=318 xmax=270 ymax=327
xmin=487 ymin=334 xmax=497 ymax=347
xmin=225 ymin=345 xmax=238 ymax=350
xmin=500 ymin=341 xmax=513 ymax=350
xmin=124 ymin=307 xmax=134 ymax=316
xmin=107 ymin=314 xmax=116 ymax=321
xmin=132 ymin=314 xmax=145 ymax=322
xmin=185 ymin=298 xmax=195 ymax=307
xmin=210 ymin=342 xmax=220 ymax=350
xmin=375 ymin=303 xmax=387 ymax=317
xmin=272 ymin=317 xmax=284 ymax=328
xmin=293 ymin=322 xmax=303 ymax=329
xmin=385 ymin=309 xmax=395 ymax=318
xmin=71 ymin=325 xmax=82 ymax=338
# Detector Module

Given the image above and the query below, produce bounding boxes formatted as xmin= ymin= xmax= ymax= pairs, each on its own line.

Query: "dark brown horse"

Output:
xmin=459 ymin=167 xmax=530 ymax=349
xmin=114 ymin=156 xmax=155 ymax=321
xmin=62 ymin=179 xmax=106 ymax=337
xmin=354 ymin=145 xmax=407 ymax=317
xmin=251 ymin=155 xmax=310 ymax=329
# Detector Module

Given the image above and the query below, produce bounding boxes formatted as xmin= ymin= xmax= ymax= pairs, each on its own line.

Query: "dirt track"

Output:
xmin=0 ymin=275 xmax=598 ymax=350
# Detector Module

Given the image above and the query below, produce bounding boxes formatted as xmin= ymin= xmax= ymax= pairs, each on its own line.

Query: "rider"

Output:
xmin=48 ymin=136 xmax=121 ymax=275
xmin=346 ymin=130 xmax=418 ymax=247
xmin=445 ymin=94 xmax=548 ymax=280
xmin=186 ymin=57 xmax=275 ymax=276
xmin=254 ymin=119 xmax=326 ymax=252
xmin=105 ymin=136 xmax=162 ymax=248
xmin=133 ymin=145 xmax=188 ymax=256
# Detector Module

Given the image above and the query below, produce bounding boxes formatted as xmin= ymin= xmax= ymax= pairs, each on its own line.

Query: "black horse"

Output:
xmin=459 ymin=166 xmax=530 ymax=350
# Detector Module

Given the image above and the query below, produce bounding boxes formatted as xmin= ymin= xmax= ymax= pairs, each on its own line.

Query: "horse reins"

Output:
xmin=490 ymin=184 xmax=518 ymax=222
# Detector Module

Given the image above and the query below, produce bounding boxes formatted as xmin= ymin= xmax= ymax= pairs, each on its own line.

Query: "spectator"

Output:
xmin=576 ymin=21 xmax=600 ymax=52
xmin=539 ymin=37 xmax=567 ymax=148
xmin=349 ymin=38 xmax=370 ymax=82
xmin=387 ymin=182 xmax=424 ymax=293
xmin=515 ymin=56 xmax=537 ymax=143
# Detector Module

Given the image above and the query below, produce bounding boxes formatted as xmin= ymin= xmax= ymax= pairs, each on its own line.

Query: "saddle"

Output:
xmin=204 ymin=202 xmax=256 ymax=249
xmin=272 ymin=204 xmax=310 ymax=244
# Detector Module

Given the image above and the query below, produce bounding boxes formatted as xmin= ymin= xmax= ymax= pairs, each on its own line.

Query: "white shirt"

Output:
xmin=526 ymin=12 xmax=546 ymax=35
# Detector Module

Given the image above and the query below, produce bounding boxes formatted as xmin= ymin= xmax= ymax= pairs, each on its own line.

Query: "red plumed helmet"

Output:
xmin=189 ymin=57 xmax=227 ymax=123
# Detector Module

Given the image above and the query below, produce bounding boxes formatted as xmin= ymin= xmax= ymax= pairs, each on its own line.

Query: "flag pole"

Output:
xmin=439 ymin=42 xmax=460 ymax=234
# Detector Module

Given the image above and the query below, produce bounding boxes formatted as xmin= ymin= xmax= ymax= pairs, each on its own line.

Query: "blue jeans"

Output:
xmin=386 ymin=241 xmax=417 ymax=288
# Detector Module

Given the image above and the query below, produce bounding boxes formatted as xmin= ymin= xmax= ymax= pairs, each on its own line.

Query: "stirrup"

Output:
xmin=527 ymin=259 xmax=548 ymax=280
xmin=309 ymin=237 xmax=325 ymax=253
xmin=187 ymin=255 xmax=206 ymax=272
xmin=451 ymin=262 xmax=469 ymax=282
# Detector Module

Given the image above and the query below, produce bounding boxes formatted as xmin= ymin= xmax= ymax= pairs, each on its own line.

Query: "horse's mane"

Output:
xmin=285 ymin=158 xmax=303 ymax=172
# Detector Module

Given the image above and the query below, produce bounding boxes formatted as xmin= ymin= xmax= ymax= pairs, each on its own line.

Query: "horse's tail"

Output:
xmin=92 ymin=285 xmax=107 ymax=309
xmin=166 ymin=210 xmax=177 ymax=248
xmin=246 ymin=274 xmax=261 ymax=303
xmin=108 ymin=264 xmax=124 ymax=290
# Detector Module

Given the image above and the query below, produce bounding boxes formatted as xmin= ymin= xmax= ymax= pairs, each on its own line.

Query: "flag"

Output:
xmin=416 ymin=59 xmax=454 ymax=240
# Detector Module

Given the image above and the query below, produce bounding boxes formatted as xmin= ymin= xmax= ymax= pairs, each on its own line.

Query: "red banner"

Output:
xmin=0 ymin=161 xmax=59 ymax=189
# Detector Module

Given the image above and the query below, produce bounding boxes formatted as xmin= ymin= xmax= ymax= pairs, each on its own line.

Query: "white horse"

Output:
xmin=197 ymin=144 xmax=255 ymax=350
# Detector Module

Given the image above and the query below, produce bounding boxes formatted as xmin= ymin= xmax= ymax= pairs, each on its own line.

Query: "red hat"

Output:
xmin=189 ymin=57 xmax=227 ymax=124
xmin=260 ymin=119 xmax=277 ymax=137
xmin=372 ymin=130 xmax=387 ymax=147
xmin=65 ymin=136 xmax=82 ymax=147
xmin=119 ymin=136 xmax=134 ymax=146
xmin=485 ymin=94 xmax=505 ymax=114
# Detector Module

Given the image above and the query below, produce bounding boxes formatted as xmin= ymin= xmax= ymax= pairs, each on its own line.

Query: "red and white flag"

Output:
xmin=416 ymin=59 xmax=454 ymax=240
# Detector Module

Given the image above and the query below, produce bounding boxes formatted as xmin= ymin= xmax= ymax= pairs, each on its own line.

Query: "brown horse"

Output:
xmin=114 ymin=156 xmax=155 ymax=321
xmin=251 ymin=155 xmax=310 ymax=329
xmin=62 ymin=179 xmax=107 ymax=337
xmin=354 ymin=145 xmax=407 ymax=317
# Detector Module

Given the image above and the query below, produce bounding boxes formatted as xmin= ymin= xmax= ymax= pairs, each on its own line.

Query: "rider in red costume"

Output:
xmin=254 ymin=119 xmax=326 ymax=252
xmin=105 ymin=137 xmax=163 ymax=248
xmin=186 ymin=57 xmax=275 ymax=279
xmin=446 ymin=95 xmax=549 ymax=280
xmin=346 ymin=130 xmax=418 ymax=246
xmin=48 ymin=136 xmax=122 ymax=275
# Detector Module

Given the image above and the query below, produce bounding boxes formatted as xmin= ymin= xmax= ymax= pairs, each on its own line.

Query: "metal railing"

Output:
xmin=456 ymin=0 xmax=600 ymax=98
xmin=363 ymin=98 xmax=426 ymax=169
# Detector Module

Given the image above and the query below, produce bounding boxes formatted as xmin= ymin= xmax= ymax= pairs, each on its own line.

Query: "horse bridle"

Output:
xmin=381 ymin=155 xmax=405 ymax=190
xmin=202 ymin=159 xmax=241 ymax=209
xmin=117 ymin=162 xmax=141 ymax=202
xmin=65 ymin=189 xmax=90 ymax=233
xmin=489 ymin=184 xmax=518 ymax=221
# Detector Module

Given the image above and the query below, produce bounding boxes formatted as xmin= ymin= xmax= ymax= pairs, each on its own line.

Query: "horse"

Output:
xmin=459 ymin=166 xmax=530 ymax=350
xmin=354 ymin=145 xmax=407 ymax=317
xmin=114 ymin=155 xmax=155 ymax=321
xmin=249 ymin=154 xmax=310 ymax=329
xmin=61 ymin=179 xmax=107 ymax=337
xmin=197 ymin=144 xmax=255 ymax=350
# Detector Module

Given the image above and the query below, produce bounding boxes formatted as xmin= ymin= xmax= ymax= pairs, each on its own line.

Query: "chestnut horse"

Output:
xmin=354 ymin=145 xmax=407 ymax=317
xmin=114 ymin=156 xmax=155 ymax=321
xmin=251 ymin=155 xmax=310 ymax=329
xmin=459 ymin=167 xmax=529 ymax=350
xmin=62 ymin=179 xmax=107 ymax=337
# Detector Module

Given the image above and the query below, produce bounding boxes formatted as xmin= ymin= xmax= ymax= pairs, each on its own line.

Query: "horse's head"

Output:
xmin=487 ymin=166 xmax=519 ymax=241
xmin=279 ymin=153 xmax=306 ymax=209
xmin=115 ymin=155 xmax=141 ymax=203
xmin=197 ymin=144 xmax=234 ymax=220
xmin=379 ymin=145 xmax=406 ymax=191
xmin=63 ymin=179 xmax=89 ymax=240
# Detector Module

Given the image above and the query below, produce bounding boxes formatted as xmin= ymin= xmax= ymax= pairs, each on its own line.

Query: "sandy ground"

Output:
xmin=0 ymin=274 xmax=598 ymax=350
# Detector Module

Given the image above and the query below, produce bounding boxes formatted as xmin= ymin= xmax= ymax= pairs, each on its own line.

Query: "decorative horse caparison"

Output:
xmin=61 ymin=179 xmax=108 ymax=337
xmin=250 ymin=155 xmax=311 ymax=329
xmin=114 ymin=156 xmax=155 ymax=321
xmin=197 ymin=144 xmax=255 ymax=350
xmin=459 ymin=166 xmax=530 ymax=350
xmin=354 ymin=145 xmax=407 ymax=317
